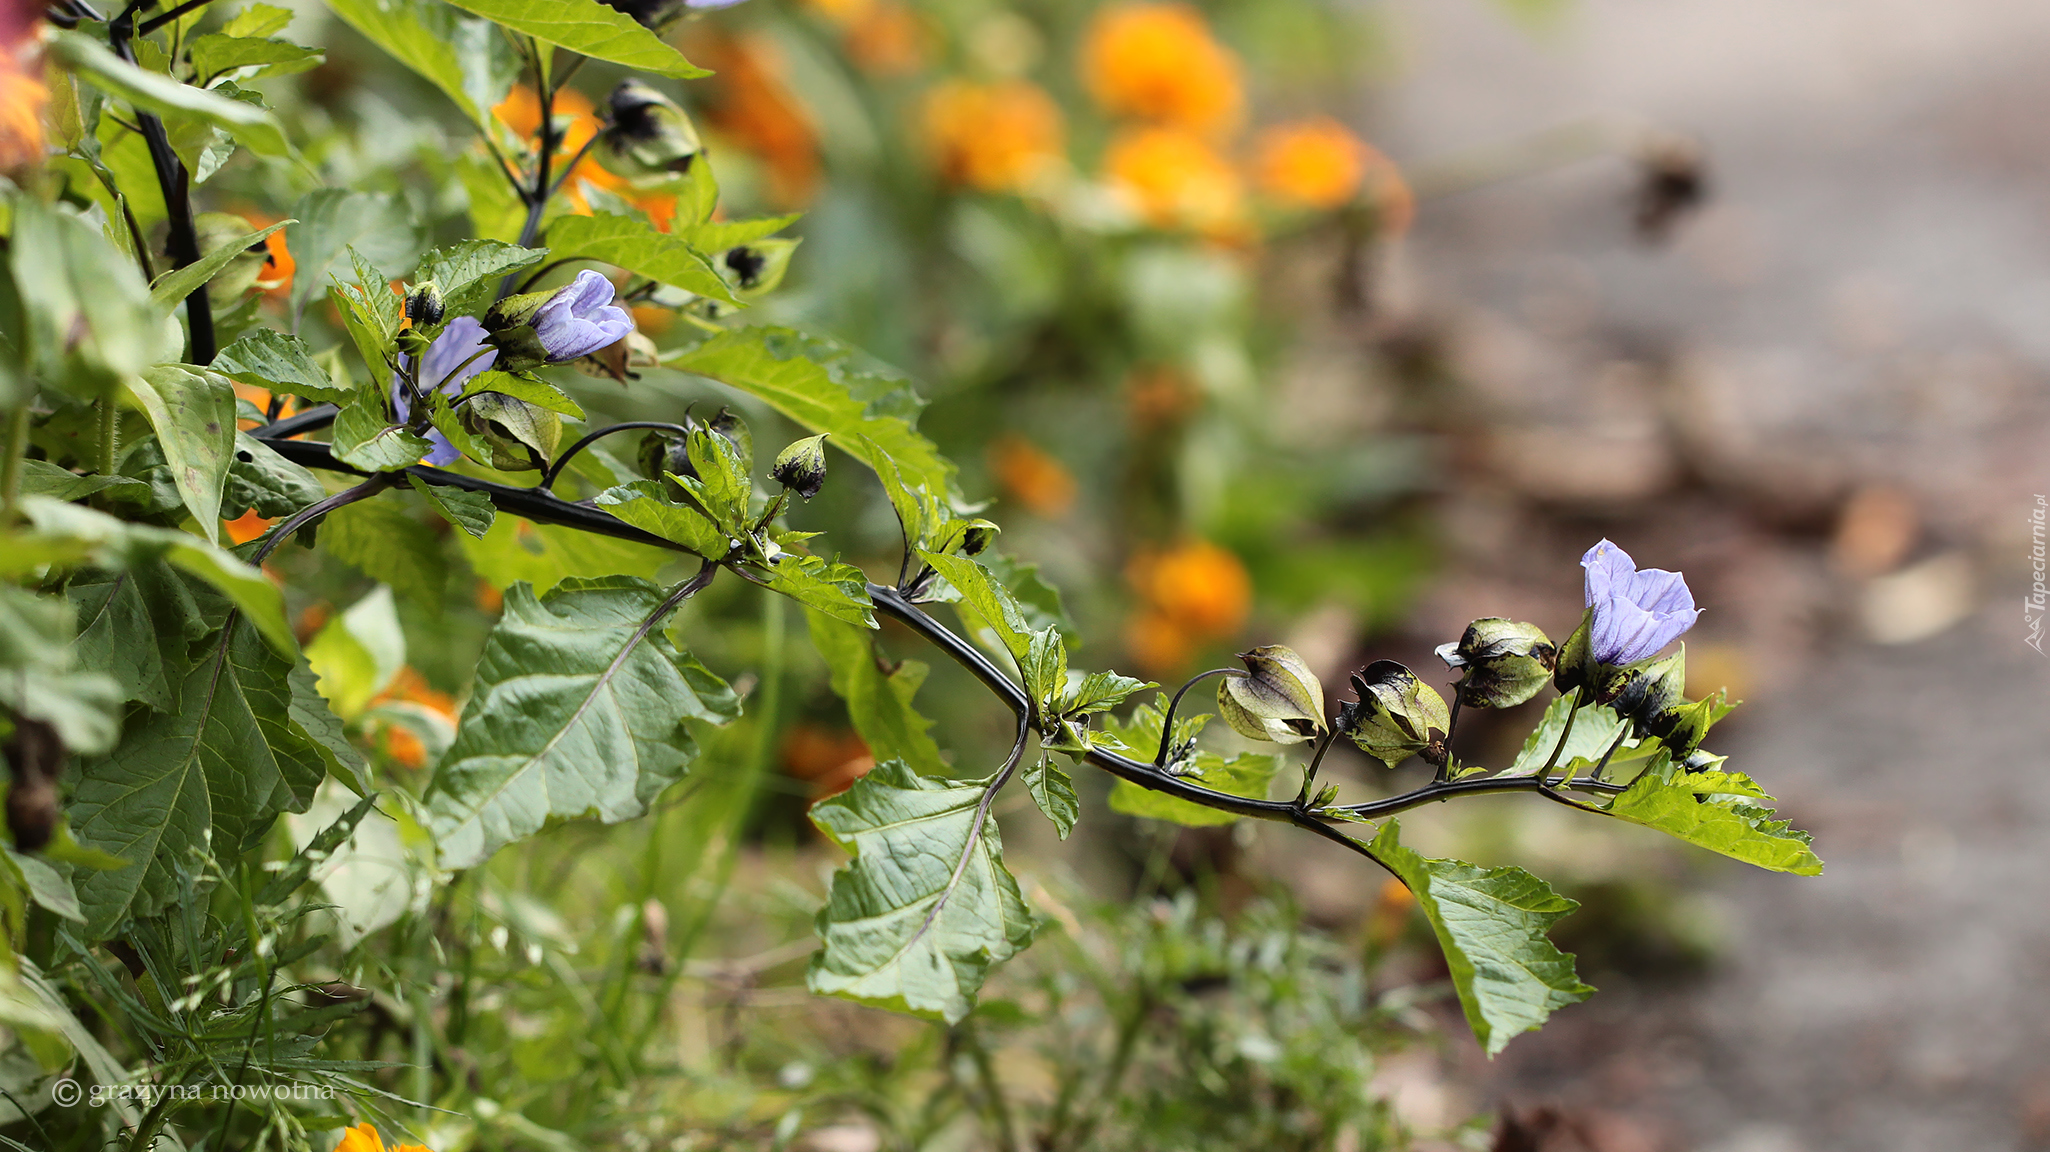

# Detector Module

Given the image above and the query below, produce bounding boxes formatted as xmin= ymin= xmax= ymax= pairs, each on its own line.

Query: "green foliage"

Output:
xmin=439 ymin=0 xmax=708 ymax=78
xmin=544 ymin=213 xmax=738 ymax=304
xmin=1597 ymin=756 xmax=1824 ymax=875
xmin=807 ymin=758 xmax=1034 ymax=1023
xmin=806 ymin=608 xmax=946 ymax=776
xmin=427 ymin=575 xmax=738 ymax=868
xmin=1365 ymin=821 xmax=1594 ymax=1057
xmin=1104 ymin=698 xmax=1281 ymax=828
xmin=45 ymin=30 xmax=296 ymax=159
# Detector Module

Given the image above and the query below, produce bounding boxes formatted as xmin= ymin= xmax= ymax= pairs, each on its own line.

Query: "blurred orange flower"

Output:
xmin=922 ymin=79 xmax=1064 ymax=193
xmin=782 ymin=724 xmax=874 ymax=799
xmin=494 ymin=86 xmax=678 ymax=229
xmin=1124 ymin=537 xmax=1250 ymax=672
xmin=689 ymin=31 xmax=820 ymax=209
xmin=371 ymin=667 xmax=459 ymax=770
xmin=475 ymin=578 xmax=503 ymax=615
xmin=1081 ymin=2 xmax=1241 ymax=136
xmin=1102 ymin=125 xmax=1244 ymax=234
xmin=0 ymin=1 xmax=45 ymax=171
xmin=224 ymin=509 xmax=272 ymax=545
xmin=988 ymin=435 xmax=1076 ymax=518
xmin=335 ymin=1123 xmax=430 ymax=1152
xmin=1125 ymin=364 xmax=1198 ymax=428
xmin=845 ymin=0 xmax=930 ymax=76
xmin=1255 ymin=117 xmax=1414 ymax=230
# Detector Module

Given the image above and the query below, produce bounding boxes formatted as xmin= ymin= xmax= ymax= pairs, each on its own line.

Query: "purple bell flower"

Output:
xmin=531 ymin=270 xmax=633 ymax=363
xmin=1581 ymin=539 xmax=1700 ymax=666
xmin=393 ymin=316 xmax=497 ymax=466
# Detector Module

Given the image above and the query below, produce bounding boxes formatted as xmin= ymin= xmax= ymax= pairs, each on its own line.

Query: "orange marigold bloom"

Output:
xmin=475 ymin=578 xmax=504 ymax=615
xmin=1254 ymin=117 xmax=1413 ymax=229
xmin=335 ymin=1123 xmax=430 ymax=1152
xmin=689 ymin=31 xmax=821 ymax=209
xmin=0 ymin=1 xmax=45 ymax=172
xmin=1102 ymin=125 xmax=1243 ymax=234
xmin=1081 ymin=2 xmax=1241 ymax=135
xmin=845 ymin=0 xmax=930 ymax=76
xmin=224 ymin=509 xmax=272 ymax=546
xmin=922 ymin=79 xmax=1064 ymax=193
xmin=1128 ymin=538 xmax=1250 ymax=637
xmin=1123 ymin=609 xmax=1192 ymax=674
xmin=988 ymin=435 xmax=1076 ymax=518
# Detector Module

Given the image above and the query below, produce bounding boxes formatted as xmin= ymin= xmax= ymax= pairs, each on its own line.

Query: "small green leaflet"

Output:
xmin=920 ymin=550 xmax=1031 ymax=663
xmin=407 ymin=475 xmax=496 ymax=538
xmin=322 ymin=498 xmax=447 ymax=610
xmin=458 ymin=370 xmax=585 ymax=419
xmin=807 ymin=758 xmax=1035 ymax=1023
xmin=412 ymin=239 xmax=546 ymax=319
xmin=185 ymin=34 xmax=324 ymax=83
xmin=1102 ymin=700 xmax=1275 ymax=828
xmin=149 ymin=220 xmax=290 ymax=308
xmin=805 ymin=610 xmax=945 ymax=777
xmin=748 ymin=553 xmax=875 ymax=629
xmin=594 ymin=481 xmax=728 ymax=558
xmin=427 ymin=576 xmax=739 ymax=868
xmin=1597 ymin=757 xmax=1823 ymax=875
xmin=127 ymin=365 xmax=237 ymax=543
xmin=331 ymin=395 xmax=432 ymax=473
xmin=675 ymin=214 xmax=801 ymax=254
xmin=18 ymin=460 xmax=146 ymax=502
xmin=212 ymin=330 xmax=355 ymax=403
xmin=437 ymin=0 xmax=707 ymax=79
xmin=222 ymin=3 xmax=294 ymax=38
xmin=1365 ymin=820 xmax=1592 ymax=1056
xmin=665 ymin=327 xmax=955 ymax=502
xmin=1024 ymin=755 xmax=1078 ymax=840
xmin=46 ymin=31 xmax=296 ymax=160
xmin=542 ymin=214 xmax=737 ymax=304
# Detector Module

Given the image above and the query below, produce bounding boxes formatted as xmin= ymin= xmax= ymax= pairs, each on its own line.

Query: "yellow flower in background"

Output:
xmin=335 ymin=1123 xmax=430 ymax=1152
xmin=1102 ymin=125 xmax=1244 ymax=235
xmin=1081 ymin=2 xmax=1242 ymax=135
xmin=922 ymin=79 xmax=1065 ymax=193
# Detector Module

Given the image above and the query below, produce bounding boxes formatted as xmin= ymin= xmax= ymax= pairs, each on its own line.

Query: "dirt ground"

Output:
xmin=1353 ymin=1 xmax=2050 ymax=1148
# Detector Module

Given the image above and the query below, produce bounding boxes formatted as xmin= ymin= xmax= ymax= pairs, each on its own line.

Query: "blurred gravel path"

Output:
xmin=1372 ymin=1 xmax=2050 ymax=1147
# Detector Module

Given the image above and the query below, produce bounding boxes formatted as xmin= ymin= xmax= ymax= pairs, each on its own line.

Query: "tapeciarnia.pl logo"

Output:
xmin=2027 ymin=495 xmax=2046 ymax=655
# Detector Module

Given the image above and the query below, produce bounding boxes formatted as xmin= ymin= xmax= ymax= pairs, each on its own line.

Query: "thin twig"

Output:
xmin=1153 ymin=667 xmax=1238 ymax=767
xmin=538 ymin=421 xmax=692 ymax=489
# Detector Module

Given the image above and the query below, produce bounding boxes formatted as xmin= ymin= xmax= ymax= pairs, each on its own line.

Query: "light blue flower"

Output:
xmin=531 ymin=270 xmax=633 ymax=362
xmin=393 ymin=316 xmax=497 ymax=466
xmin=1581 ymin=539 xmax=1699 ymax=666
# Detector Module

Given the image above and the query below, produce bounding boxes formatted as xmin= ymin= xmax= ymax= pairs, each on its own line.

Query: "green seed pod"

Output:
xmin=1341 ymin=660 xmax=1450 ymax=769
xmin=405 ymin=280 xmax=446 ymax=328
xmin=724 ymin=239 xmax=798 ymax=299
xmin=1215 ymin=645 xmax=1326 ymax=745
xmin=639 ymin=429 xmax=695 ymax=500
xmin=770 ymin=434 xmax=828 ymax=500
xmin=1607 ymin=645 xmax=1686 ymax=724
xmin=601 ymin=79 xmax=703 ymax=175
xmin=462 ymin=392 xmax=560 ymax=471
xmin=958 ymin=519 xmax=999 ymax=556
xmin=1436 ymin=617 xmax=1555 ymax=709
xmin=1645 ymin=694 xmax=1714 ymax=757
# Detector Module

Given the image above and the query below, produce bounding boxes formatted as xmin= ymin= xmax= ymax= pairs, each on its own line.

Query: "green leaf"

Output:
xmin=305 ymin=586 xmax=405 ymax=720
xmin=459 ymin=512 xmax=673 ymax=595
xmin=211 ymin=329 xmax=355 ymax=404
xmin=542 ymin=213 xmax=736 ymax=304
xmin=287 ymin=659 xmax=370 ymax=796
xmin=0 ymin=585 xmax=123 ymax=755
xmin=594 ymin=480 xmax=726 ymax=557
xmin=5 ymin=194 xmax=169 ymax=403
xmin=1063 ymin=670 xmax=1153 ymax=718
xmin=748 ymin=553 xmax=874 ymax=629
xmin=675 ymin=214 xmax=802 ymax=255
xmin=150 ymin=219 xmax=291 ymax=307
xmin=427 ymin=576 xmax=737 ymax=868
xmin=920 ymin=551 xmax=1030 ymax=663
xmin=1022 ymin=625 xmax=1066 ymax=718
xmin=8 ymin=850 xmax=84 ymax=923
xmin=1508 ymin=695 xmax=1630 ymax=777
xmin=288 ymin=189 xmax=423 ymax=319
xmin=18 ymin=460 xmax=147 ymax=503
xmin=457 ymin=370 xmax=585 ymax=419
xmin=126 ymin=366 xmax=237 ymax=543
xmin=665 ymin=327 xmax=954 ymax=500
xmin=65 ymin=559 xmax=201 ymax=714
xmin=185 ymin=33 xmax=323 ymax=82
xmin=805 ymin=610 xmax=944 ymax=776
xmin=407 ymin=475 xmax=495 ymax=538
xmin=21 ymin=497 xmax=297 ymax=659
xmin=980 ymin=552 xmax=1069 ymax=633
xmin=1365 ymin=820 xmax=1593 ymax=1057
xmin=1597 ymin=757 xmax=1823 ymax=876
xmin=437 ymin=0 xmax=707 ymax=78
xmin=46 ymin=31 xmax=294 ymax=159
xmin=322 ymin=497 xmax=446 ymax=610
xmin=807 ymin=758 xmax=1034 ymax=1023
xmin=1102 ymin=698 xmax=1274 ymax=828
xmin=71 ymin=624 xmax=325 ymax=934
xmin=331 ymin=394 xmax=431 ymax=473
xmin=325 ymin=0 xmax=509 ymax=130
xmin=412 ymin=239 xmax=546 ymax=319
xmin=1023 ymin=755 xmax=1077 ymax=840
xmin=223 ymin=432 xmax=326 ymax=521
xmin=222 ymin=4 xmax=295 ymax=38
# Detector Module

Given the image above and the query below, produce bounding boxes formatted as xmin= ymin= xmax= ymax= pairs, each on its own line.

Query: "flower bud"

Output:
xmin=405 ymin=280 xmax=446 ymax=328
xmin=706 ymin=407 xmax=752 ymax=474
xmin=770 ymin=434 xmax=828 ymax=500
xmin=1340 ymin=660 xmax=1450 ymax=769
xmin=1606 ymin=646 xmax=1686 ymax=723
xmin=1215 ymin=645 xmax=1326 ymax=745
xmin=958 ymin=519 xmax=998 ymax=556
xmin=639 ymin=429 xmax=695 ymax=499
xmin=724 ymin=239 xmax=797 ymax=299
xmin=1436 ymin=617 xmax=1555 ymax=709
xmin=602 ymin=80 xmax=704 ymax=174
xmin=1644 ymin=695 xmax=1715 ymax=757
